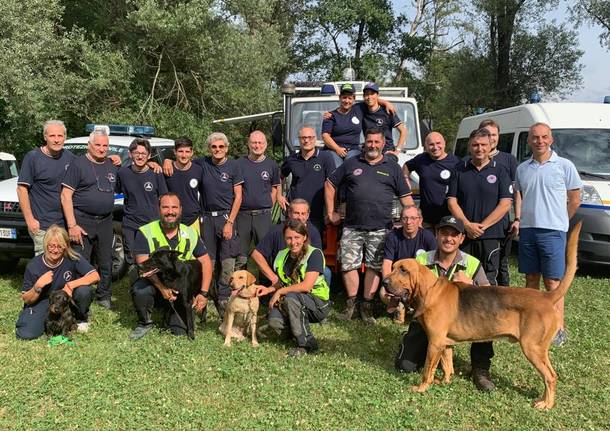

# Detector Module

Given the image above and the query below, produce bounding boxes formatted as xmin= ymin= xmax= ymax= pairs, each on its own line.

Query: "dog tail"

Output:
xmin=547 ymin=221 xmax=581 ymax=305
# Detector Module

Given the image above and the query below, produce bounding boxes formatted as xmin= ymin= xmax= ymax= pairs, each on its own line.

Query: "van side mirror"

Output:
xmin=272 ymin=117 xmax=283 ymax=150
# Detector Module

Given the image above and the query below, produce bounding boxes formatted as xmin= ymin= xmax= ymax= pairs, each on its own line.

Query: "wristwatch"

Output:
xmin=199 ymin=290 xmax=209 ymax=298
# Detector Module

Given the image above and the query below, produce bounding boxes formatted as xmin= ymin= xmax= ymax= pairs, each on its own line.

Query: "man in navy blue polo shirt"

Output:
xmin=379 ymin=205 xmax=436 ymax=323
xmin=164 ymin=137 xmax=204 ymax=233
xmin=279 ymin=126 xmax=335 ymax=235
xmin=196 ymin=132 xmax=243 ymax=316
xmin=61 ymin=128 xmax=119 ymax=309
xmin=235 ymin=131 xmax=281 ymax=270
xmin=326 ymin=127 xmax=414 ymax=324
xmin=17 ymin=120 xmax=74 ymax=255
xmin=117 ymin=138 xmax=168 ymax=266
xmin=447 ymin=127 xmax=513 ymax=392
xmin=403 ymin=131 xmax=460 ymax=227
xmin=251 ymin=199 xmax=322 ymax=286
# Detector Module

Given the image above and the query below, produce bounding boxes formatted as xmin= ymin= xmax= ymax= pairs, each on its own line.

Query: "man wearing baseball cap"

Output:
xmin=393 ymin=215 xmax=490 ymax=376
xmin=361 ymin=82 xmax=407 ymax=155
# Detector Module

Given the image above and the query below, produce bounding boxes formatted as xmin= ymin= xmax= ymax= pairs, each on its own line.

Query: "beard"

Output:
xmin=365 ymin=149 xmax=381 ymax=159
xmin=160 ymin=214 xmax=181 ymax=230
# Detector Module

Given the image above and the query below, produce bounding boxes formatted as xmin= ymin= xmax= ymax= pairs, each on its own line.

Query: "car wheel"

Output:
xmin=112 ymin=231 xmax=128 ymax=281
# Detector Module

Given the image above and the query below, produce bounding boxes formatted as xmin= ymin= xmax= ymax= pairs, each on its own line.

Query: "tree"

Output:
xmin=571 ymin=0 xmax=610 ymax=49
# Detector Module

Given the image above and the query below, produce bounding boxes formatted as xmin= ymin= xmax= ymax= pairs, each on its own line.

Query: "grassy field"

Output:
xmin=0 ymin=262 xmax=608 ymax=431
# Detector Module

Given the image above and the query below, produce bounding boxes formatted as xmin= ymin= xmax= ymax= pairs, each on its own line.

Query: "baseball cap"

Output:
xmin=363 ymin=82 xmax=379 ymax=93
xmin=340 ymin=83 xmax=355 ymax=95
xmin=437 ymin=216 xmax=465 ymax=234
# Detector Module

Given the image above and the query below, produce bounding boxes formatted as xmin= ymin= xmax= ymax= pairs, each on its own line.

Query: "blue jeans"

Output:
xmin=329 ymin=148 xmax=361 ymax=168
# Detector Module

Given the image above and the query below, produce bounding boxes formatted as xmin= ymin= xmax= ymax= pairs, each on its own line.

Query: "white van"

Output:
xmin=454 ymin=102 xmax=610 ymax=266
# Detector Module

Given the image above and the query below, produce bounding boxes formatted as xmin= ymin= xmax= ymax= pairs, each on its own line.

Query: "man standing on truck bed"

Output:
xmin=325 ymin=127 xmax=413 ymax=324
xmin=60 ymin=127 xmax=118 ymax=309
xmin=17 ymin=120 xmax=74 ymax=255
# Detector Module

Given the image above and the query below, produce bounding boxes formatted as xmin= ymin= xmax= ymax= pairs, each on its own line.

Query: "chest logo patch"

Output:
xmin=486 ymin=174 xmax=497 ymax=184
xmin=313 ymin=164 xmax=322 ymax=172
xmin=440 ymin=169 xmax=451 ymax=180
xmin=189 ymin=178 xmax=198 ymax=188
xmin=63 ymin=271 xmax=72 ymax=281
xmin=376 ymin=119 xmax=384 ymax=126
xmin=144 ymin=181 xmax=153 ymax=192
xmin=220 ymin=172 xmax=230 ymax=182
xmin=351 ymin=116 xmax=360 ymax=125
xmin=261 ymin=171 xmax=270 ymax=180
xmin=107 ymin=173 xmax=116 ymax=183
xmin=376 ymin=170 xmax=389 ymax=177
xmin=353 ymin=168 xmax=363 ymax=176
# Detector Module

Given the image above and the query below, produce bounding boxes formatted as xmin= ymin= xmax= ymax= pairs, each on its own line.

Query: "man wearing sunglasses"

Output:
xmin=61 ymin=128 xmax=118 ymax=309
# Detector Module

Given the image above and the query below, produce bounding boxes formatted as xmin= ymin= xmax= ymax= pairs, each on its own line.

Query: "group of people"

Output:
xmin=14 ymin=81 xmax=582 ymax=374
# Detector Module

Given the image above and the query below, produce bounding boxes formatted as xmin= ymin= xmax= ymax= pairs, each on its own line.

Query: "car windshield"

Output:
xmin=0 ymin=160 xmax=18 ymax=181
xmin=63 ymin=144 xmax=172 ymax=166
xmin=288 ymin=100 xmax=419 ymax=151
xmin=551 ymin=129 xmax=610 ymax=177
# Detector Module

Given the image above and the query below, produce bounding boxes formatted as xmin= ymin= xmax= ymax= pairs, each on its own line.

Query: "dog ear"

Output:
xmin=246 ymin=271 xmax=256 ymax=286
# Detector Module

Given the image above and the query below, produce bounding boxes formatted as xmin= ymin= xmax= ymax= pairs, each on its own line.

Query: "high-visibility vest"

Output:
xmin=273 ymin=245 xmax=329 ymax=301
xmin=415 ymin=250 xmax=481 ymax=281
xmin=138 ymin=220 xmax=199 ymax=260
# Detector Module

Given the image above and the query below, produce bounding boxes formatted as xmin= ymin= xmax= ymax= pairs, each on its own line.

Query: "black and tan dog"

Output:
xmin=45 ymin=290 xmax=77 ymax=337
xmin=219 ymin=270 xmax=261 ymax=348
xmin=383 ymin=222 xmax=581 ymax=410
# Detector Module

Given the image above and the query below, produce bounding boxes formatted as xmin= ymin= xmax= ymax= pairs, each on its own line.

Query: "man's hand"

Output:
xmin=327 ymin=211 xmax=341 ymax=226
xmin=147 ymin=161 xmax=162 ymax=174
xmin=256 ymin=286 xmax=275 ymax=297
xmin=335 ymin=147 xmax=348 ymax=158
xmin=159 ymin=286 xmax=178 ymax=302
xmin=26 ymin=218 xmax=40 ymax=235
xmin=192 ymin=294 xmax=208 ymax=313
xmin=464 ymin=222 xmax=485 ymax=239
xmin=62 ymin=282 xmax=74 ymax=297
xmin=162 ymin=159 xmax=174 ymax=176
xmin=68 ymin=225 xmax=88 ymax=246
xmin=322 ymin=111 xmax=332 ymax=120
xmin=222 ymin=222 xmax=233 ymax=241
xmin=37 ymin=270 xmax=54 ymax=289
xmin=108 ymin=154 xmax=122 ymax=166
xmin=510 ymin=220 xmax=520 ymax=236
xmin=452 ymin=271 xmax=473 ymax=284
xmin=277 ymin=195 xmax=288 ymax=212
xmin=269 ymin=290 xmax=282 ymax=309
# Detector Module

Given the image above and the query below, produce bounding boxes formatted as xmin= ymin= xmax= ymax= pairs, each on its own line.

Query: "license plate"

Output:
xmin=0 ymin=228 xmax=17 ymax=239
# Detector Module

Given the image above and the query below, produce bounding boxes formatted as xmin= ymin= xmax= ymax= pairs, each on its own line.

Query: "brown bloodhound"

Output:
xmin=384 ymin=221 xmax=582 ymax=410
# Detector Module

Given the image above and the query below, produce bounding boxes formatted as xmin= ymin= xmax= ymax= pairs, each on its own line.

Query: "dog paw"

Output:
xmin=223 ymin=341 xmax=232 ymax=348
xmin=252 ymin=341 xmax=260 ymax=348
xmin=411 ymin=384 xmax=430 ymax=393
xmin=532 ymin=399 xmax=553 ymax=410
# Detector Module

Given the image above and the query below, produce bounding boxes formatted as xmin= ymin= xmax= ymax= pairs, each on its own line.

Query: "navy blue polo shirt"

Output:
xmin=133 ymin=227 xmax=208 ymax=258
xmin=22 ymin=254 xmax=96 ymax=301
xmin=447 ymin=160 xmax=513 ymax=239
xmin=255 ymin=222 xmax=322 ymax=265
xmin=321 ymin=106 xmax=364 ymax=150
xmin=18 ymin=148 xmax=75 ymax=229
xmin=358 ymin=102 xmax=402 ymax=151
xmin=237 ymin=156 xmax=281 ymax=210
xmin=164 ymin=163 xmax=204 ymax=225
xmin=328 ymin=155 xmax=411 ymax=229
xmin=195 ymin=157 xmax=244 ymax=212
xmin=280 ymin=149 xmax=335 ymax=221
xmin=383 ymin=227 xmax=436 ymax=261
xmin=62 ymin=155 xmax=118 ymax=216
xmin=117 ymin=166 xmax=168 ymax=230
xmin=406 ymin=152 xmax=461 ymax=225
xmin=281 ymin=247 xmax=324 ymax=279
xmin=491 ymin=151 xmax=517 ymax=181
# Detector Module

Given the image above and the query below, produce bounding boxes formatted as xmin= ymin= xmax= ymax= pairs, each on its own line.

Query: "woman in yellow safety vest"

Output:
xmin=257 ymin=219 xmax=330 ymax=357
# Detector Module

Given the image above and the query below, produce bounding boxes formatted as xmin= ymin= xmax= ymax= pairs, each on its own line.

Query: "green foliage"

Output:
xmin=571 ymin=0 xmax=610 ymax=49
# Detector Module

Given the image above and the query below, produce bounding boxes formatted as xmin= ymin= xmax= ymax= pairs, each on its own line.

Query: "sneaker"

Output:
xmin=129 ymin=325 xmax=153 ymax=341
xmin=76 ymin=322 xmax=90 ymax=333
xmin=472 ymin=368 xmax=495 ymax=392
xmin=336 ymin=297 xmax=357 ymax=321
xmin=552 ymin=329 xmax=568 ymax=347
xmin=287 ymin=347 xmax=308 ymax=357
xmin=359 ymin=300 xmax=376 ymax=325
xmin=96 ymin=299 xmax=112 ymax=310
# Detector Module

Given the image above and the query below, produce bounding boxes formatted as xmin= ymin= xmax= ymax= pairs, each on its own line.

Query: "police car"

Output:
xmin=0 ymin=124 xmax=175 ymax=278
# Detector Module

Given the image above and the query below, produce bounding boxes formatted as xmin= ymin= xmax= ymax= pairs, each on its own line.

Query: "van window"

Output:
xmin=517 ymin=132 xmax=531 ymax=162
xmin=454 ymin=138 xmax=469 ymax=158
xmin=497 ymin=133 xmax=514 ymax=154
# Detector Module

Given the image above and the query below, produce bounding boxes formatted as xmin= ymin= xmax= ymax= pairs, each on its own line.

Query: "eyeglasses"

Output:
xmin=299 ymin=136 xmax=315 ymax=140
xmin=131 ymin=151 xmax=149 ymax=157
xmin=401 ymin=216 xmax=421 ymax=222
xmin=47 ymin=243 xmax=65 ymax=251
xmin=210 ymin=144 xmax=227 ymax=150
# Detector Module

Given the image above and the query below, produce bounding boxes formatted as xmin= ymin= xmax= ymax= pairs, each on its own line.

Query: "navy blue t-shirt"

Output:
xmin=133 ymin=227 xmax=208 ymax=258
xmin=447 ymin=160 xmax=513 ymax=239
xmin=383 ymin=228 xmax=436 ymax=261
xmin=237 ymin=156 xmax=281 ymax=210
xmin=406 ymin=153 xmax=461 ymax=225
xmin=255 ymin=222 xmax=322 ymax=265
xmin=164 ymin=163 xmax=204 ymax=225
xmin=21 ymin=254 xmax=96 ymax=301
xmin=321 ymin=106 xmax=364 ymax=150
xmin=18 ymin=148 xmax=75 ymax=229
xmin=492 ymin=151 xmax=517 ymax=181
xmin=280 ymin=247 xmax=324 ymax=280
xmin=328 ymin=155 xmax=411 ymax=229
xmin=195 ymin=157 xmax=244 ymax=212
xmin=62 ymin=155 xmax=118 ymax=216
xmin=117 ymin=166 xmax=168 ymax=230
xmin=358 ymin=102 xmax=402 ymax=151
xmin=280 ymin=149 xmax=335 ymax=222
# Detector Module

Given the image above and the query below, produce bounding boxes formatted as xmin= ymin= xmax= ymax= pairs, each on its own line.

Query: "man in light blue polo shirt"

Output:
xmin=514 ymin=122 xmax=582 ymax=347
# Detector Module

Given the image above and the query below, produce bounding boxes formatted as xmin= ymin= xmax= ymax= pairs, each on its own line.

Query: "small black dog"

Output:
xmin=138 ymin=248 xmax=204 ymax=340
xmin=45 ymin=290 xmax=77 ymax=337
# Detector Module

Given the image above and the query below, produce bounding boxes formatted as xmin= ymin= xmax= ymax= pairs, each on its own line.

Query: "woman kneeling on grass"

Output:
xmin=15 ymin=225 xmax=100 ymax=340
xmin=257 ymin=219 xmax=331 ymax=357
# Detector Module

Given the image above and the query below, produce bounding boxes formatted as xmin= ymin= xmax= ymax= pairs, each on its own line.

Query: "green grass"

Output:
xmin=0 ymin=263 xmax=608 ymax=430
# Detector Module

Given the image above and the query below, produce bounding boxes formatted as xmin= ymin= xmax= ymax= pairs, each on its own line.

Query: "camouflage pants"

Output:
xmin=339 ymin=227 xmax=389 ymax=272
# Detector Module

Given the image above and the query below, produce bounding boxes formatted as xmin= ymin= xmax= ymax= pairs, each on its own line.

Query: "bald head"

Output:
xmin=248 ymin=130 xmax=268 ymax=158
xmin=424 ymin=131 xmax=447 ymax=160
